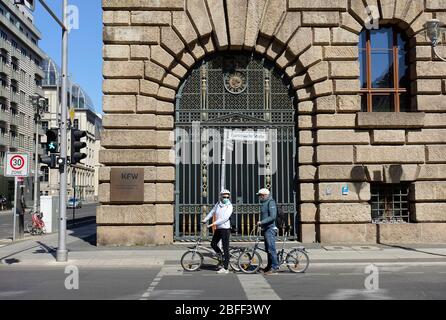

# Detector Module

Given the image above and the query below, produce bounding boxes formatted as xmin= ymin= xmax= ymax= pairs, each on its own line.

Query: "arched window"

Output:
xmin=359 ymin=26 xmax=410 ymax=112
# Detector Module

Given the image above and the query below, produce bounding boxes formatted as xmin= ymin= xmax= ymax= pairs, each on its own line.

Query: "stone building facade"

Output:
xmin=100 ymin=0 xmax=446 ymax=246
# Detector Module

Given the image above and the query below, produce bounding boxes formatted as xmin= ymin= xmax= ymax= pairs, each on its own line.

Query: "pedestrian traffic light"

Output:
xmin=46 ymin=129 xmax=59 ymax=154
xmin=71 ymin=129 xmax=87 ymax=165
xmin=40 ymin=154 xmax=57 ymax=169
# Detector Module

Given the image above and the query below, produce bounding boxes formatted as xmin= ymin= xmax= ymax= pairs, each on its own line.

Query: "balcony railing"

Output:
xmin=0 ymin=86 xmax=8 ymax=98
xmin=0 ymin=62 xmax=9 ymax=74
xmin=34 ymin=65 xmax=45 ymax=79
xmin=0 ymin=110 xmax=9 ymax=123
xmin=0 ymin=134 xmax=7 ymax=146
xmin=10 ymin=137 xmax=18 ymax=148
xmin=10 ymin=92 xmax=19 ymax=104
xmin=10 ymin=115 xmax=19 ymax=126
xmin=11 ymin=69 xmax=19 ymax=81
xmin=0 ymin=39 xmax=10 ymax=51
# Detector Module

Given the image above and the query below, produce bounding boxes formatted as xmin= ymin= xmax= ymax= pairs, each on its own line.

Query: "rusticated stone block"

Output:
xmin=408 ymin=129 xmax=446 ymax=144
xmin=420 ymin=223 xmax=446 ymax=243
xmin=288 ymin=0 xmax=348 ymax=10
xmin=318 ymin=165 xmax=367 ymax=181
xmin=145 ymin=60 xmax=166 ymax=83
xmin=318 ymin=183 xmax=370 ymax=202
xmin=103 ymin=11 xmax=130 ymax=25
xmin=103 ymin=79 xmax=139 ymax=94
xmin=356 ymin=146 xmax=425 ymax=164
xmin=330 ymin=61 xmax=360 ymax=78
xmin=299 ymin=131 xmax=315 ymax=145
xmin=103 ymin=95 xmax=137 ymax=113
xmin=101 ymin=130 xmax=173 ymax=148
xmin=226 ymin=0 xmax=248 ymax=49
xmin=331 ymin=28 xmax=358 ymax=45
xmin=130 ymin=45 xmax=150 ymax=60
xmin=357 ymin=112 xmax=425 ymax=128
xmin=97 ymin=225 xmax=173 ymax=246
xmin=103 ymin=61 xmax=144 ymax=78
xmin=103 ymin=114 xmax=156 ymax=128
xmin=319 ymin=224 xmax=370 ymax=243
xmin=414 ymin=203 xmax=446 ymax=222
xmin=378 ymin=224 xmax=421 ymax=244
xmin=411 ymin=182 xmax=446 ymax=201
xmin=140 ymin=79 xmax=160 ymax=97
xmin=372 ymin=130 xmax=406 ymax=145
xmin=206 ymin=0 xmax=229 ymax=49
xmin=186 ymin=0 xmax=212 ymax=37
xmin=317 ymin=130 xmax=369 ymax=145
xmin=103 ymin=45 xmax=130 ymax=60
xmin=103 ymin=0 xmax=184 ymax=10
xmin=300 ymin=203 xmax=317 ymax=223
xmin=416 ymin=95 xmax=446 ymax=112
xmin=316 ymin=114 xmax=357 ymax=128
xmin=99 ymin=183 xmax=174 ymax=203
xmin=275 ymin=12 xmax=301 ymax=46
xmin=131 ymin=11 xmax=171 ymax=26
xmin=418 ymin=164 xmax=446 ymax=180
xmin=302 ymin=11 xmax=340 ymax=27
xmin=424 ymin=113 xmax=446 ymax=128
xmin=104 ymin=26 xmax=159 ymax=44
xmin=334 ymin=79 xmax=360 ymax=93
xmin=300 ymin=183 xmax=317 ymax=202
xmin=317 ymin=146 xmax=354 ymax=164
xmin=172 ymin=11 xmax=198 ymax=45
xmin=337 ymin=95 xmax=361 ymax=112
xmin=97 ymin=204 xmax=173 ymax=224
xmin=323 ymin=46 xmax=358 ymax=60
xmin=150 ymin=45 xmax=175 ymax=70
xmin=100 ymin=149 xmax=175 ymax=165
xmin=298 ymin=146 xmax=315 ymax=164
xmin=299 ymin=165 xmax=317 ymax=181
xmin=319 ymin=203 xmax=371 ymax=223
xmin=301 ymin=224 xmax=316 ymax=243
xmin=244 ymin=0 xmax=266 ymax=49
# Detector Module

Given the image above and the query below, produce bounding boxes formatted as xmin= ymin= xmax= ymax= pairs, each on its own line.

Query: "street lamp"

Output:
xmin=426 ymin=19 xmax=446 ymax=62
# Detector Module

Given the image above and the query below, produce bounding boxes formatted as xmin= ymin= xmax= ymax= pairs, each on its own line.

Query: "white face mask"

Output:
xmin=221 ymin=198 xmax=230 ymax=204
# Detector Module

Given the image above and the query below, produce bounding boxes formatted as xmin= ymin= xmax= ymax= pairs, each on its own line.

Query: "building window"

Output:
xmin=11 ymin=57 xmax=18 ymax=71
xmin=359 ymin=26 xmax=410 ymax=112
xmin=371 ymin=183 xmax=410 ymax=224
xmin=40 ymin=166 xmax=49 ymax=182
xmin=42 ymin=121 xmax=48 ymax=132
xmin=0 ymin=49 xmax=8 ymax=64
xmin=11 ymin=80 xmax=18 ymax=93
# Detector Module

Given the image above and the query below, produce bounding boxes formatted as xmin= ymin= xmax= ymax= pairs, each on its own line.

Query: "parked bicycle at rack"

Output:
xmin=181 ymin=225 xmax=247 ymax=272
xmin=238 ymin=225 xmax=309 ymax=274
xmin=26 ymin=211 xmax=46 ymax=236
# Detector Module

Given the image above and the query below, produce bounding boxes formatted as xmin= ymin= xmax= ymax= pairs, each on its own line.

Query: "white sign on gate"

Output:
xmin=5 ymin=153 xmax=29 ymax=177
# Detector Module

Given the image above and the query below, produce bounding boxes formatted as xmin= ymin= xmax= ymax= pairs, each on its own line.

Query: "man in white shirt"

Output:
xmin=202 ymin=189 xmax=233 ymax=274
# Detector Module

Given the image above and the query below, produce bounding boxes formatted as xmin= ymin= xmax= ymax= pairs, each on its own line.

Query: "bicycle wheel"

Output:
xmin=286 ymin=249 xmax=309 ymax=273
xmin=180 ymin=250 xmax=203 ymax=272
xmin=26 ymin=223 xmax=33 ymax=234
xmin=229 ymin=248 xmax=244 ymax=272
xmin=238 ymin=250 xmax=262 ymax=274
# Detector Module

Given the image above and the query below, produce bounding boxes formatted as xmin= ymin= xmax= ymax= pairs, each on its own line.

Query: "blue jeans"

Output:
xmin=264 ymin=227 xmax=279 ymax=270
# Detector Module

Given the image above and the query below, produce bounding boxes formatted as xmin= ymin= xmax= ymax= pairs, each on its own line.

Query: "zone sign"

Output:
xmin=5 ymin=153 xmax=29 ymax=177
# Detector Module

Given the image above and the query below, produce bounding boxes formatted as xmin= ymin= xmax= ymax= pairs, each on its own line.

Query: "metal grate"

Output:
xmin=371 ymin=183 xmax=410 ymax=224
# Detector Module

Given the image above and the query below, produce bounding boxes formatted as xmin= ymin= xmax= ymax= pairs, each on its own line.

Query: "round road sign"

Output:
xmin=10 ymin=155 xmax=25 ymax=171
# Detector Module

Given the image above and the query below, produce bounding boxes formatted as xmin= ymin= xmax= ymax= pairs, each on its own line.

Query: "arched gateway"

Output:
xmin=175 ymin=53 xmax=296 ymax=240
xmin=100 ymin=0 xmax=446 ymax=246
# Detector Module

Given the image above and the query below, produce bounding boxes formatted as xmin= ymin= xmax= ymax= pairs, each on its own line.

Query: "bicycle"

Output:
xmin=180 ymin=226 xmax=246 ymax=272
xmin=238 ymin=225 xmax=309 ymax=274
xmin=26 ymin=210 xmax=46 ymax=236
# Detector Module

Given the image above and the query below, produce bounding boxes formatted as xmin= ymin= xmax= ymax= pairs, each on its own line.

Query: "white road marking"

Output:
xmin=405 ymin=272 xmax=424 ymax=274
xmin=327 ymin=289 xmax=392 ymax=300
xmin=140 ymin=265 xmax=187 ymax=299
xmin=338 ymin=273 xmax=364 ymax=276
xmin=237 ymin=274 xmax=281 ymax=300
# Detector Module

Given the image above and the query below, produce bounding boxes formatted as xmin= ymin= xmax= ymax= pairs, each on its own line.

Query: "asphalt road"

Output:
xmin=0 ymin=203 xmax=97 ymax=241
xmin=0 ymin=264 xmax=445 ymax=300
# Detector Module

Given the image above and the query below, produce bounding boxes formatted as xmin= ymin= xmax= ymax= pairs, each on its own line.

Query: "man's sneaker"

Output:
xmin=264 ymin=269 xmax=279 ymax=275
xmin=259 ymin=268 xmax=271 ymax=274
xmin=217 ymin=268 xmax=230 ymax=274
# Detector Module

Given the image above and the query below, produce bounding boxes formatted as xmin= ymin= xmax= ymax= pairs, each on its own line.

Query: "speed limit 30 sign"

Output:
xmin=5 ymin=153 xmax=29 ymax=177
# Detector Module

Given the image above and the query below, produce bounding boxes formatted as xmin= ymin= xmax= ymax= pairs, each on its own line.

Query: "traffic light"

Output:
xmin=40 ymin=154 xmax=57 ymax=169
xmin=46 ymin=129 xmax=59 ymax=154
xmin=71 ymin=129 xmax=87 ymax=165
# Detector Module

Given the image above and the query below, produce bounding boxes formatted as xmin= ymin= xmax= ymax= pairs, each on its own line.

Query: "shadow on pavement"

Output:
xmin=380 ymin=243 xmax=446 ymax=258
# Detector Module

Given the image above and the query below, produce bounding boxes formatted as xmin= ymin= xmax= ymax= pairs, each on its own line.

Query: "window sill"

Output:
xmin=357 ymin=112 xmax=425 ymax=129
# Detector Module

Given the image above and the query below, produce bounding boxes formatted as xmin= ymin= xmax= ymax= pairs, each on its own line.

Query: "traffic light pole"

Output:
xmin=57 ymin=0 xmax=69 ymax=262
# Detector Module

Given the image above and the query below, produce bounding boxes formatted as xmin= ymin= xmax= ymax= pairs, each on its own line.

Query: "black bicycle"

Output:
xmin=238 ymin=225 xmax=309 ymax=274
xmin=181 ymin=229 xmax=246 ymax=272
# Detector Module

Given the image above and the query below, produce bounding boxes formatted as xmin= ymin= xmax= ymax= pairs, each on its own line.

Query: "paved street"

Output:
xmin=1 ymin=264 xmax=446 ymax=300
xmin=0 ymin=203 xmax=97 ymax=242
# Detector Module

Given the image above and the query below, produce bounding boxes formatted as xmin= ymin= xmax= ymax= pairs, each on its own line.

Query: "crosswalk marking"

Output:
xmin=237 ymin=274 xmax=281 ymax=300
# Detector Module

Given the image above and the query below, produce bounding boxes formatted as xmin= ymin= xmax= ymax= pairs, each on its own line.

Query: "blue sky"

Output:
xmin=33 ymin=0 xmax=102 ymax=113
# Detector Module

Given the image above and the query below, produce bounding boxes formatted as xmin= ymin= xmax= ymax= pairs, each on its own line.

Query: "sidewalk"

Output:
xmin=1 ymin=223 xmax=446 ymax=268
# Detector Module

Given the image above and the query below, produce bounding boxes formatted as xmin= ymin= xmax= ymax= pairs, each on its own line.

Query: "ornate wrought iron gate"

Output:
xmin=175 ymin=54 xmax=296 ymax=241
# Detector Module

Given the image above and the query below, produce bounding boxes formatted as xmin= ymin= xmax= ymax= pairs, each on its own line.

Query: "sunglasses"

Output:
xmin=222 ymin=196 xmax=230 ymax=199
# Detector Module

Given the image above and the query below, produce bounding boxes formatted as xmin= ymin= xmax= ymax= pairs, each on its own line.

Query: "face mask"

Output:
xmin=222 ymin=199 xmax=229 ymax=205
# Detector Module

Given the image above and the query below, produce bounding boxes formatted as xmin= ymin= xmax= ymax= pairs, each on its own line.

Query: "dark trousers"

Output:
xmin=211 ymin=228 xmax=231 ymax=270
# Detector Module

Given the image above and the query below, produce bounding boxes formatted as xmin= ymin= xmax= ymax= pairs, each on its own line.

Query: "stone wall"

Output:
xmin=100 ymin=0 xmax=446 ymax=245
